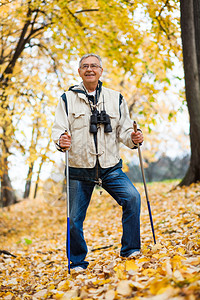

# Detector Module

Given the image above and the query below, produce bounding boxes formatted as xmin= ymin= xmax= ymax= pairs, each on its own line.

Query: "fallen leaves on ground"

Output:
xmin=0 ymin=181 xmax=200 ymax=299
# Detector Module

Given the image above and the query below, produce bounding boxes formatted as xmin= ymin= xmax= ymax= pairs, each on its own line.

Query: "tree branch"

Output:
xmin=66 ymin=7 xmax=85 ymax=28
xmin=156 ymin=0 xmax=173 ymax=40
xmin=2 ymin=2 xmax=53 ymax=76
xmin=158 ymin=0 xmax=169 ymax=17
xmin=3 ymin=2 xmax=32 ymax=75
xmin=0 ymin=250 xmax=17 ymax=258
xmin=75 ymin=9 xmax=99 ymax=14
xmin=0 ymin=0 xmax=15 ymax=8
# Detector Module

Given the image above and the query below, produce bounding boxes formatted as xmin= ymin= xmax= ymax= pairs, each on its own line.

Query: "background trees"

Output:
xmin=126 ymin=154 xmax=190 ymax=183
xmin=0 ymin=0 xmax=193 ymax=207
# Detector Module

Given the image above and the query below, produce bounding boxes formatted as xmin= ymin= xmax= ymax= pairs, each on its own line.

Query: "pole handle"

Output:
xmin=63 ymin=130 xmax=69 ymax=152
xmin=133 ymin=121 xmax=137 ymax=133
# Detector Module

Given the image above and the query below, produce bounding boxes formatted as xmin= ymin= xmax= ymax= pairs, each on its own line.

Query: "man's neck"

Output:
xmin=83 ymin=83 xmax=98 ymax=93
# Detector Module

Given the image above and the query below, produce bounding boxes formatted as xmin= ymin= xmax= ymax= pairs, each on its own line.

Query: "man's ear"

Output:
xmin=78 ymin=68 xmax=83 ymax=79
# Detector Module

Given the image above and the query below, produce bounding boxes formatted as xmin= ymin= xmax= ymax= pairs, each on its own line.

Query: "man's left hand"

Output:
xmin=131 ymin=130 xmax=144 ymax=145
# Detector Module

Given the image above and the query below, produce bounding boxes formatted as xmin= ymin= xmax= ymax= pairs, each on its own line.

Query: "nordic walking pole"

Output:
xmin=133 ymin=121 xmax=156 ymax=244
xmin=64 ymin=131 xmax=70 ymax=274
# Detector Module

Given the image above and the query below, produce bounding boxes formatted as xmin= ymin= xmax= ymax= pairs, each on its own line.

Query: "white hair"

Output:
xmin=79 ymin=53 xmax=102 ymax=68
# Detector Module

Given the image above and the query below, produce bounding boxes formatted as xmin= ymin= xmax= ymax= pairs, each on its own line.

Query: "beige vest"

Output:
xmin=52 ymin=85 xmax=135 ymax=168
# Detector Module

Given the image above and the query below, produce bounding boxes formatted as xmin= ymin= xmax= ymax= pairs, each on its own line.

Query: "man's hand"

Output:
xmin=131 ymin=130 xmax=144 ymax=145
xmin=59 ymin=132 xmax=71 ymax=150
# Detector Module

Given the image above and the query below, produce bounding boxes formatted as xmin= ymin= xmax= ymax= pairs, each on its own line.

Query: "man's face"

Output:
xmin=78 ymin=56 xmax=103 ymax=86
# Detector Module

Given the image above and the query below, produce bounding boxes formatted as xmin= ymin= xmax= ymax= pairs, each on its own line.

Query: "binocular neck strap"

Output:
xmin=87 ymin=94 xmax=105 ymax=114
xmin=83 ymin=80 xmax=103 ymax=110
xmin=87 ymin=97 xmax=97 ymax=113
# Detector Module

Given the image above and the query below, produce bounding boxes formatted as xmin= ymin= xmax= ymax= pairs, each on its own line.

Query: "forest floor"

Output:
xmin=0 ymin=181 xmax=200 ymax=300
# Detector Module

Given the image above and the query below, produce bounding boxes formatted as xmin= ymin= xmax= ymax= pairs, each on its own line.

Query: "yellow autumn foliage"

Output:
xmin=0 ymin=181 xmax=200 ymax=299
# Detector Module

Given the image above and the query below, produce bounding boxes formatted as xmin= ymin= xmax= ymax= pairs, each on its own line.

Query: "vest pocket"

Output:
xmin=108 ymin=113 xmax=118 ymax=130
xmin=71 ymin=112 xmax=88 ymax=129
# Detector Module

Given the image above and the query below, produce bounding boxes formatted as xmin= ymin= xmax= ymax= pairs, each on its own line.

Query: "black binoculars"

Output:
xmin=90 ymin=109 xmax=112 ymax=133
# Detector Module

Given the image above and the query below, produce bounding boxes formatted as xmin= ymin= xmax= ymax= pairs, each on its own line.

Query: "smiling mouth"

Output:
xmin=85 ymin=74 xmax=95 ymax=77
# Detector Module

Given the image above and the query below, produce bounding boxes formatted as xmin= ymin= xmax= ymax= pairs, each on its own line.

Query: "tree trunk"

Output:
xmin=34 ymin=140 xmax=51 ymax=199
xmin=179 ymin=0 xmax=200 ymax=186
xmin=193 ymin=0 xmax=200 ymax=88
xmin=0 ymin=6 xmax=47 ymax=206
xmin=23 ymin=120 xmax=40 ymax=199
xmin=0 ymin=155 xmax=17 ymax=207
xmin=33 ymin=162 xmax=42 ymax=199
xmin=23 ymin=163 xmax=34 ymax=198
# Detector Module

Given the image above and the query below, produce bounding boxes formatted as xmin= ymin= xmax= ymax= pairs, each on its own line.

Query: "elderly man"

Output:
xmin=52 ymin=53 xmax=143 ymax=271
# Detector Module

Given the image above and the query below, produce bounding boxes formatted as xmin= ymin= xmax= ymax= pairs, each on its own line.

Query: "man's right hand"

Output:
xmin=59 ymin=132 xmax=71 ymax=150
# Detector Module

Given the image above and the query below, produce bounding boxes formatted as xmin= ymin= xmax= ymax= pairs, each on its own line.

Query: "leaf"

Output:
xmin=125 ymin=260 xmax=139 ymax=271
xmin=57 ymin=280 xmax=70 ymax=291
xmin=114 ymin=263 xmax=126 ymax=279
xmin=173 ymin=270 xmax=185 ymax=281
xmin=33 ymin=289 xmax=48 ymax=298
xmin=60 ymin=289 xmax=78 ymax=299
xmin=104 ymin=289 xmax=116 ymax=300
xmin=151 ymin=243 xmax=162 ymax=253
xmin=116 ymin=280 xmax=132 ymax=296
xmin=24 ymin=238 xmax=32 ymax=245
xmin=54 ymin=292 xmax=65 ymax=299
xmin=161 ymin=259 xmax=172 ymax=277
xmin=149 ymin=277 xmax=171 ymax=295
xmin=3 ymin=278 xmax=18 ymax=286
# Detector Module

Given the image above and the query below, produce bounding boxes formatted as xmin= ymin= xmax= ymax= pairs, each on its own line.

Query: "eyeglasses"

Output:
xmin=80 ymin=64 xmax=102 ymax=70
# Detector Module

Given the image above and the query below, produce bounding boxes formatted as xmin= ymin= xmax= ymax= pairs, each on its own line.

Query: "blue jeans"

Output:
xmin=67 ymin=168 xmax=141 ymax=269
